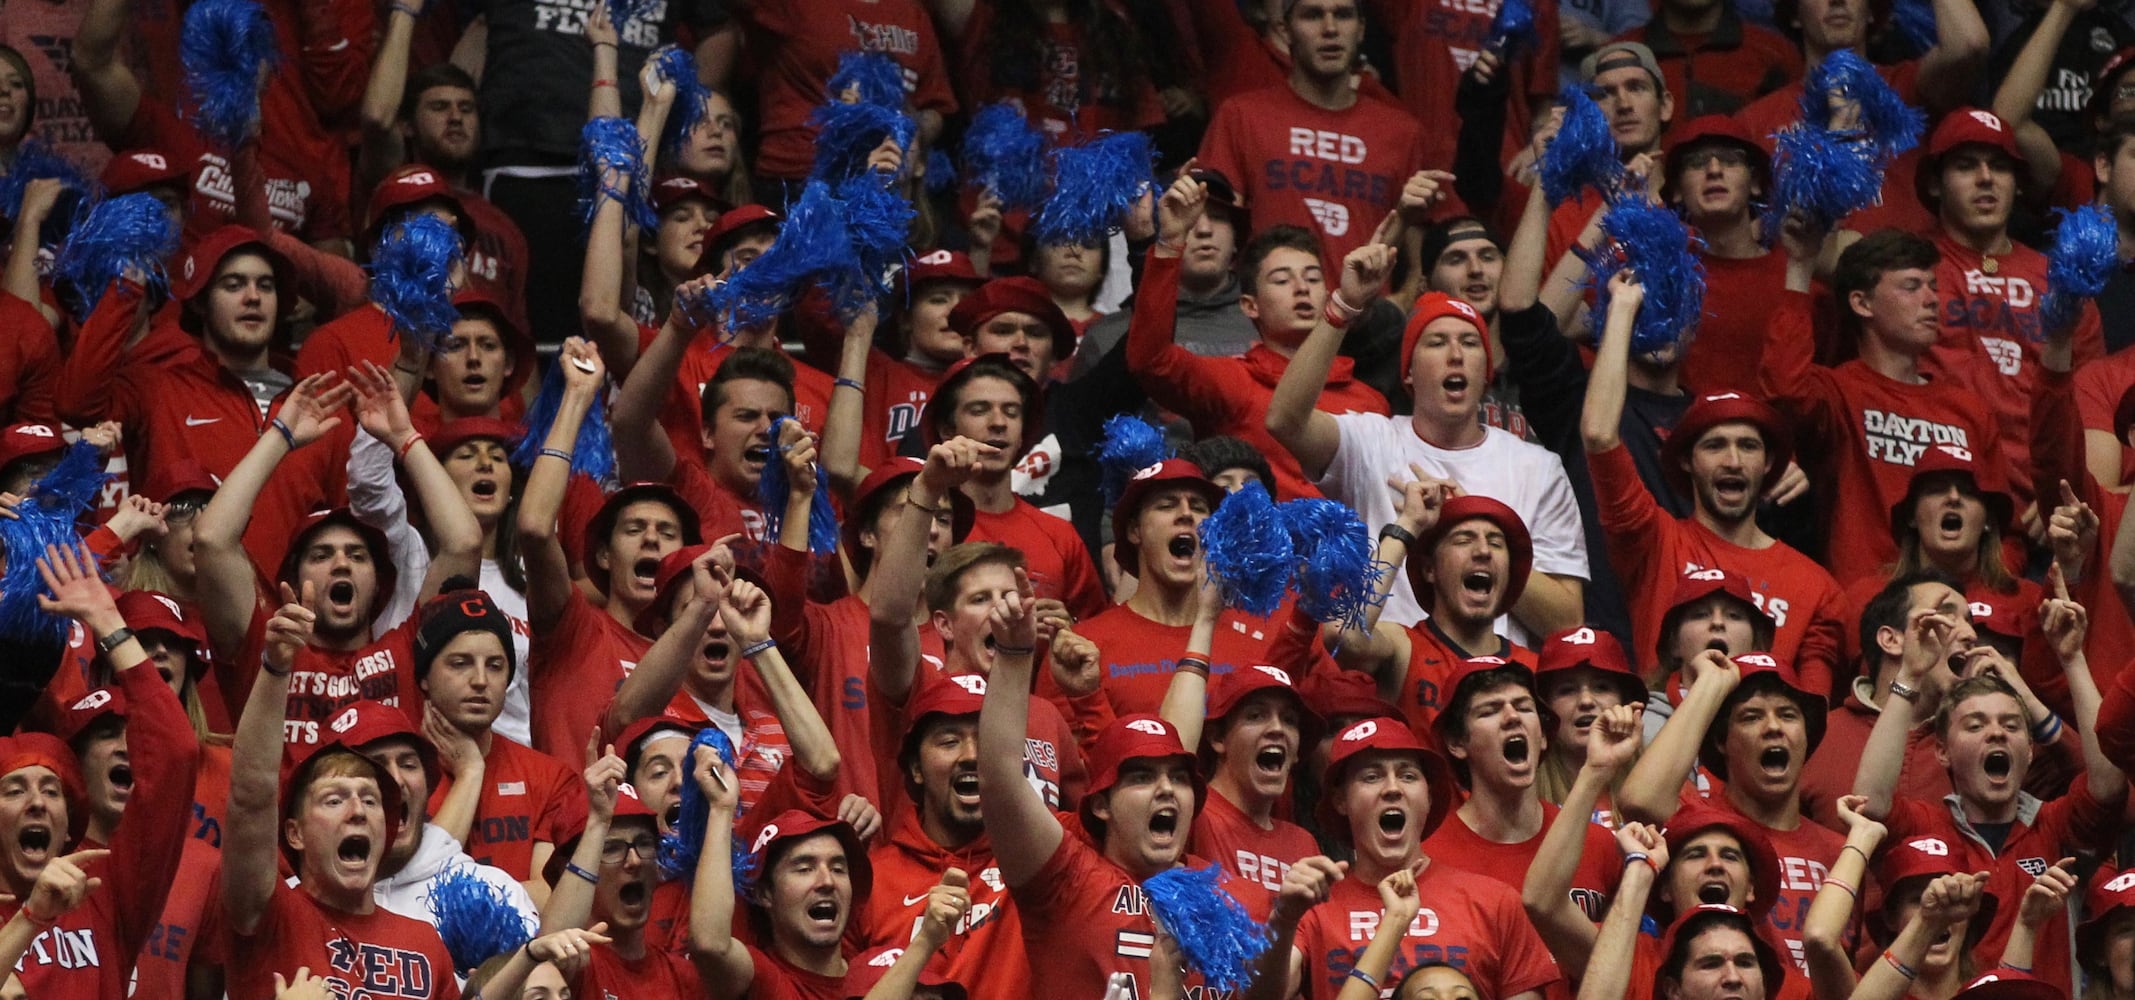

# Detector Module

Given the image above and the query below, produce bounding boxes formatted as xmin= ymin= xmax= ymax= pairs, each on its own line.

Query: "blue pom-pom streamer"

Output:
xmin=367 ymin=214 xmax=464 ymax=348
xmin=1097 ymin=414 xmax=1169 ymax=508
xmin=0 ymin=141 xmax=100 ymax=229
xmin=1887 ymin=0 xmax=1938 ymax=59
xmin=653 ymin=47 xmax=715 ymax=157
xmin=1200 ymin=482 xmax=1295 ymax=618
xmin=834 ymin=172 xmax=915 ymax=313
xmin=512 ymin=360 xmax=617 ymax=488
xmin=2043 ymin=204 xmax=2118 ymax=334
xmin=604 ymin=0 xmax=656 ymax=34
xmin=425 ymin=866 xmax=532 ymax=975
xmin=1033 ymin=130 xmax=1154 ymax=247
xmin=1798 ymin=51 xmax=1923 ymax=161
xmin=708 ymin=177 xmax=911 ymax=327
xmin=1278 ymin=498 xmax=1383 ymax=637
xmin=180 ymin=0 xmax=279 ymax=148
xmin=925 ymin=149 xmax=958 ymax=194
xmin=1486 ymin=0 xmax=1538 ymax=57
xmin=657 ymin=728 xmax=758 ymax=893
xmin=1578 ymin=193 xmax=1706 ymax=355
xmin=810 ymin=99 xmax=917 ymax=185
xmin=0 ymin=441 xmax=111 ymax=646
xmin=1143 ymin=863 xmax=1271 ymax=993
xmin=1540 ymin=86 xmax=1622 ymax=205
xmin=1763 ymin=127 xmax=1885 ymax=236
xmin=53 ymin=193 xmax=180 ymax=318
xmin=578 ymin=117 xmax=657 ymax=231
xmin=755 ymin=415 xmax=840 ymax=556
xmin=961 ymin=102 xmax=1051 ymax=212
xmin=828 ymin=50 xmax=907 ymax=110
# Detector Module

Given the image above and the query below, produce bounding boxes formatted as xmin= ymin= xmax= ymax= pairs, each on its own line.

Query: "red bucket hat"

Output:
xmin=100 ymin=148 xmax=192 ymax=195
xmin=1654 ymin=808 xmax=1781 ymax=921
xmin=1430 ymin=656 xmax=1537 ymax=752
xmin=276 ymin=508 xmax=400 ymax=628
xmin=1697 ymin=654 xmax=1827 ymax=780
xmin=1662 ymin=116 xmax=1773 ymax=199
xmin=173 ymin=225 xmax=294 ymax=315
xmin=1869 ymin=833 xmax=2000 ymax=945
xmin=53 ymin=687 xmax=129 ymax=745
xmin=1658 ymin=567 xmax=1774 ymax=664
xmin=1400 ymin=292 xmax=1492 ymax=385
xmin=1079 ymin=714 xmax=1202 ymax=837
xmin=1917 ymin=109 xmax=2024 ymax=210
xmin=896 ymin=248 xmax=983 ymax=297
xmin=365 ymin=164 xmax=475 ymax=249
xmin=920 ymin=354 xmax=1044 ymax=457
xmin=448 ymin=289 xmax=538 ymax=401
xmin=895 ymin=674 xmax=988 ymax=788
xmin=1660 ymin=392 xmax=1793 ymax=501
xmin=843 ymin=457 xmax=976 ymax=578
xmin=1408 ymin=495 xmax=1534 ymax=615
xmin=1315 ymin=717 xmax=1455 ymax=843
xmin=115 ymin=590 xmax=210 ymax=680
xmin=330 ymin=700 xmax=442 ymax=797
xmin=430 ymin=416 xmax=524 ymax=459
xmin=1955 ymin=972 xmax=2064 ymax=1000
xmin=1890 ymin=443 xmax=2016 ymax=539
xmin=2079 ymin=867 xmax=2135 ymax=973
xmin=947 ymin=276 xmax=1076 ymax=359
xmin=693 ymin=205 xmax=781 ymax=275
xmin=652 ymin=175 xmax=729 ymax=215
xmin=1112 ymin=458 xmax=1225 ymax=579
xmin=1534 ymin=626 xmax=1646 ymax=708
xmin=1297 ymin=668 xmax=1407 ymax=728
xmin=277 ymin=704 xmax=409 ymax=869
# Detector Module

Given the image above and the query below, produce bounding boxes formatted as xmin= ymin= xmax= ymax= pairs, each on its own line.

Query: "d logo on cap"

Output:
xmin=1937 ymin=444 xmax=1975 ymax=463
xmin=754 ymin=823 xmax=781 ymax=854
xmin=134 ymin=152 xmax=169 ymax=170
xmin=1908 ymin=837 xmax=1950 ymax=856
xmin=1343 ymin=720 xmax=1379 ymax=741
xmin=1252 ymin=665 xmax=1293 ymax=685
xmin=1967 ymin=110 xmax=2004 ymax=130
xmin=1736 ymin=653 xmax=1779 ymax=669
xmin=1563 ymin=627 xmax=1597 ymax=646
xmin=1126 ymin=719 xmax=1170 ymax=736
xmin=402 ymin=169 xmax=438 ymax=186
xmin=72 ymin=690 xmax=113 ymax=712
xmin=331 ymin=707 xmax=360 ymax=734
xmin=2105 ymin=872 xmax=2135 ymax=893
xmin=154 ymin=595 xmax=183 ymax=618
xmin=950 ymin=675 xmax=987 ymax=695
xmin=1686 ymin=568 xmax=1726 ymax=582
xmin=1969 ymin=602 xmax=1994 ymax=619
xmin=916 ymin=249 xmax=954 ymax=265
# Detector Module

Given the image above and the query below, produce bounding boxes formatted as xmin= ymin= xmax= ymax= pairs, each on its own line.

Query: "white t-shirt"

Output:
xmin=1318 ymin=415 xmax=1589 ymax=645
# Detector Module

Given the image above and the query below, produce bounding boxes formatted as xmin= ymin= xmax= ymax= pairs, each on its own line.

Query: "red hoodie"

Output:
xmin=854 ymin=809 xmax=1029 ymax=996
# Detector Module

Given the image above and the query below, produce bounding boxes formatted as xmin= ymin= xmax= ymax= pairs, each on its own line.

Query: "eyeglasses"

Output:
xmin=1680 ymin=147 xmax=1751 ymax=170
xmin=600 ymin=834 xmax=660 ymax=864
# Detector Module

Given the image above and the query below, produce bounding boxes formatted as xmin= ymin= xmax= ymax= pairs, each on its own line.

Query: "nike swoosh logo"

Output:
xmin=184 ymin=416 xmax=221 ymax=427
xmin=901 ymin=893 xmax=930 ymax=906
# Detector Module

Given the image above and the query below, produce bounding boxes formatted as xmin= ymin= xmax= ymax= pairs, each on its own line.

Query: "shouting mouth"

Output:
xmin=1758 ymin=745 xmax=1791 ymax=776
xmin=1254 ymin=745 xmax=1288 ymax=777
xmin=336 ymin=834 xmax=372 ymax=868
xmin=1502 ymin=734 xmax=1531 ymax=766
xmin=632 ymin=558 xmax=660 ymax=591
xmin=1983 ymin=748 xmax=2013 ymax=780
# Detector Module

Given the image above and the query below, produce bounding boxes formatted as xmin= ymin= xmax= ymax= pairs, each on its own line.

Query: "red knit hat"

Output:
xmin=1400 ymin=292 xmax=1492 ymax=384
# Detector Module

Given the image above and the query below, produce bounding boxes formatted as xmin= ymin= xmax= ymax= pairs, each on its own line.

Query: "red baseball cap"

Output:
xmin=0 ymin=422 xmax=66 ymax=471
xmin=1659 ymin=392 xmax=1793 ymax=501
xmin=844 ymin=946 xmax=966 ymax=1000
xmin=1408 ymin=495 xmax=1534 ymax=615
xmin=1297 ymin=667 xmax=1406 ymax=728
xmin=278 ymin=706 xmax=408 ymax=868
xmin=843 ymin=457 xmax=976 ymax=578
xmin=0 ymin=732 xmax=86 ymax=841
xmin=1966 ymin=596 xmax=2026 ymax=640
xmin=946 ymin=276 xmax=1076 ymax=359
xmin=920 ymin=354 xmax=1044 ymax=456
xmin=897 ymin=248 xmax=982 ymax=295
xmin=173 ymin=225 xmax=293 ymax=310
xmin=1955 ymin=972 xmax=2064 ymax=1000
xmin=429 ymin=416 xmax=523 ymax=460
xmin=1890 ymin=443 xmax=2015 ymax=539
xmin=741 ymin=809 xmax=874 ymax=903
xmin=365 ymin=164 xmax=474 ymax=247
xmin=1206 ymin=663 xmax=1314 ymax=725
xmin=140 ymin=458 xmax=218 ymax=505
xmin=1654 ymin=807 xmax=1781 ymax=921
xmin=1655 ymin=905 xmax=1787 ymax=998
xmin=1918 ymin=109 xmax=2023 ymax=210
xmin=1111 ymin=458 xmax=1225 ymax=579
xmin=1697 ymin=654 xmax=1827 ymax=780
xmin=2079 ymin=867 xmax=2135 ymax=973
xmin=1662 ymin=116 xmax=1773 ymax=197
xmin=582 ymin=483 xmax=704 ymax=595
xmin=1316 ymin=717 xmax=1456 ymax=842
xmin=1534 ymin=626 xmax=1646 ymax=708
xmin=276 ymin=508 xmax=399 ymax=626
xmin=629 ymin=543 xmax=730 ymax=634
xmin=116 ymin=588 xmax=209 ymax=648
xmin=330 ymin=699 xmax=442 ymax=796
xmin=612 ymin=780 xmax=659 ymax=822
xmin=694 ymin=205 xmax=781 ymax=275
xmin=449 ymin=288 xmax=537 ymax=400
xmin=1869 ymin=833 xmax=2000 ymax=944
xmin=897 ymin=673 xmax=988 ymax=780
xmin=53 ymin=687 xmax=128 ymax=745
xmin=100 ymin=149 xmax=192 ymax=195
xmin=2093 ymin=48 xmax=2135 ymax=120
xmin=652 ymin=175 xmax=729 ymax=214
xmin=1400 ymin=292 xmax=1492 ymax=385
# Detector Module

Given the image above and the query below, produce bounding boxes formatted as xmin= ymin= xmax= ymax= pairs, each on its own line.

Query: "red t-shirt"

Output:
xmin=743 ymin=0 xmax=959 ymax=180
xmin=858 ymin=348 xmax=944 ymax=474
xmin=745 ymin=943 xmax=852 ymax=1000
xmin=121 ymin=99 xmax=350 ymax=246
xmin=1622 ymin=18 xmax=1802 ymax=118
xmin=1684 ymin=251 xmax=1790 ymax=396
xmin=1125 ymin=254 xmax=1391 ymax=502
xmin=2071 ymin=345 xmax=2135 ymax=486
xmin=1191 ymin=788 xmax=1324 ymax=896
xmin=429 ymin=734 xmax=586 ymax=882
xmin=1369 ymin=0 xmax=1559 ymax=186
xmin=1422 ymin=802 xmax=1622 ymax=923
xmin=1013 ymin=837 xmax=1269 ymax=998
xmin=228 ymin=884 xmax=459 ymax=1000
xmin=529 ymin=591 xmax=654 ymax=757
xmin=1072 ymin=603 xmax=1330 ymax=719
xmin=1757 ymin=290 xmax=2003 ymax=587
xmin=1392 ymin=622 xmax=1537 ymax=738
xmin=295 ymin=305 xmax=396 ymax=380
xmin=1588 ymin=442 xmax=1848 ymax=696
xmin=966 ymin=500 xmax=1109 ymax=621
xmin=657 ymin=334 xmax=834 ymax=463
xmin=1199 ymin=84 xmax=1436 ymax=273
xmin=0 ymin=291 xmax=59 ymax=425
xmin=1924 ymin=233 xmax=2104 ymax=515
xmin=133 ymin=745 xmax=234 ymax=1000
xmin=883 ymin=666 xmax=1090 ymax=815
xmin=671 ymin=451 xmax=771 ymax=547
xmin=1705 ymin=797 xmax=1845 ymax=972
xmin=573 ymin=941 xmax=704 ymax=999
xmin=237 ymin=614 xmax=421 ymax=756
xmin=1290 ymin=863 xmax=1562 ymax=1000
xmin=954 ymin=5 xmax=1165 ymax=142
xmin=856 ymin=811 xmax=1027 ymax=996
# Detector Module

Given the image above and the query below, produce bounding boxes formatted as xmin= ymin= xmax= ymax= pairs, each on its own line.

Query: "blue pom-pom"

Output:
xmin=1886 ymin=0 xmax=1938 ymax=59
xmin=810 ymin=99 xmax=916 ymax=185
xmin=658 ymin=728 xmax=758 ymax=892
xmin=1799 ymin=51 xmax=1923 ymax=161
xmin=755 ymin=416 xmax=840 ymax=556
xmin=705 ymin=180 xmax=848 ymax=330
xmin=1033 ymin=130 xmax=1154 ymax=246
xmin=578 ymin=117 xmax=656 ymax=232
xmin=0 ymin=441 xmax=111 ymax=646
xmin=53 ymin=194 xmax=180 ymax=318
xmin=653 ymin=47 xmax=716 ymax=157
xmin=512 ymin=360 xmax=617 ymax=488
xmin=1097 ymin=414 xmax=1169 ymax=508
xmin=1143 ymin=863 xmax=1271 ymax=993
xmin=2043 ymin=204 xmax=2118 ymax=334
xmin=834 ymin=172 xmax=915 ymax=315
xmin=925 ymin=149 xmax=958 ymax=194
xmin=961 ymin=102 xmax=1051 ymax=212
xmin=0 ymin=141 xmax=100 ymax=236
xmin=180 ymin=0 xmax=279 ymax=148
xmin=604 ymin=0 xmax=657 ymax=34
xmin=1763 ymin=126 xmax=1885 ymax=236
xmin=1200 ymin=482 xmax=1295 ymax=618
xmin=1279 ymin=498 xmax=1383 ymax=637
xmin=1578 ymin=194 xmax=1707 ymax=355
xmin=425 ymin=866 xmax=532 ymax=976
xmin=1486 ymin=0 xmax=1538 ymax=57
xmin=367 ymin=214 xmax=464 ymax=347
xmin=1541 ymin=86 xmax=1622 ymax=205
xmin=828 ymin=50 xmax=907 ymax=110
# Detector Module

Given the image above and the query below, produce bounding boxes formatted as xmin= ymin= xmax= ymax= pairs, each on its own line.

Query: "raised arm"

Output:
xmin=1853 ymin=609 xmax=1962 ymax=820
xmin=1581 ymin=273 xmax=1644 ymax=452
xmin=976 ymin=566 xmax=1063 ymax=888
xmin=721 ymin=576 xmax=840 ymax=779
xmin=2040 ymin=575 xmax=2126 ymax=802
xmin=1578 ymin=823 xmax=1668 ymax=1000
xmin=1989 ymin=0 xmax=2089 ymax=195
xmin=516 ymin=338 xmax=605 ymax=626
xmin=0 ymin=849 xmax=108 ymax=975
xmin=1523 ymin=703 xmax=1642 ymax=978
xmin=578 ymin=163 xmax=650 ymax=375
xmin=4 ymin=182 xmax=64 ymax=322
xmin=1338 ymin=869 xmax=1425 ymax=1000
xmin=599 ymin=551 xmax=721 ymax=732
xmin=53 ymin=280 xmax=153 ymax=430
xmin=863 ymin=870 xmax=972 ymax=1000
xmin=222 ymin=587 xmax=318 ymax=936
xmin=1618 ymin=650 xmax=1739 ymax=822
xmin=356 ymin=0 xmax=424 ymax=184
xmin=869 ymin=438 xmax=992 ymax=704
xmin=537 ymin=737 xmax=619 ymax=934
xmin=2003 ymin=860 xmax=2077 ymax=975
xmin=1157 ymin=583 xmax=1224 ymax=749
xmin=1500 ymin=157 xmax=1554 ymax=315
xmin=687 ymin=746 xmax=756 ymax=1000
xmin=1802 ymin=795 xmax=1884 ymax=1000
xmin=1267 ymin=241 xmax=1394 ymax=486
xmin=347 ymin=360 xmax=482 ymax=608
xmin=1914 ymin=0 xmax=1991 ymax=115
xmin=820 ymin=305 xmax=876 ymax=492
xmin=609 ymin=281 xmax=697 ymax=484
xmin=68 ymin=0 xmax=141 ymax=140
xmin=1849 ymin=874 xmax=1988 ymax=1000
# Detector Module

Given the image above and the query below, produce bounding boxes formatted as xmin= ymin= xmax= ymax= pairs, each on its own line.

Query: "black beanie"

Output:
xmin=414 ymin=586 xmax=517 ymax=681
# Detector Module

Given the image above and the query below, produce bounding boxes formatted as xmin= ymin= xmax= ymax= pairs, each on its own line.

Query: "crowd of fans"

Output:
xmin=13 ymin=0 xmax=2135 ymax=998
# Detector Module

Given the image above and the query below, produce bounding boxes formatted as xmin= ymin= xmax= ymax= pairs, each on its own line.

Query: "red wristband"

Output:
xmin=396 ymin=433 xmax=425 ymax=461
